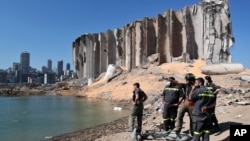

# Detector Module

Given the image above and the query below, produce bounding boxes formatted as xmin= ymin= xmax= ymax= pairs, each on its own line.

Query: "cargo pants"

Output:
xmin=174 ymin=102 xmax=194 ymax=135
xmin=128 ymin=102 xmax=144 ymax=131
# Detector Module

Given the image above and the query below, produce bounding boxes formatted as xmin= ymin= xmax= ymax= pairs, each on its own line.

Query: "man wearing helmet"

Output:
xmin=171 ymin=73 xmax=196 ymax=135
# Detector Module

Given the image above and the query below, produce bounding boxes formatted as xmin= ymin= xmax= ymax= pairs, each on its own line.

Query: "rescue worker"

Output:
xmin=172 ymin=73 xmax=196 ymax=135
xmin=190 ymin=77 xmax=216 ymax=141
xmin=126 ymin=83 xmax=148 ymax=132
xmin=161 ymin=77 xmax=183 ymax=131
xmin=204 ymin=75 xmax=221 ymax=131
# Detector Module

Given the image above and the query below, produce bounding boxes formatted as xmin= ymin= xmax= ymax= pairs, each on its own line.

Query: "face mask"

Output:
xmin=166 ymin=81 xmax=171 ymax=87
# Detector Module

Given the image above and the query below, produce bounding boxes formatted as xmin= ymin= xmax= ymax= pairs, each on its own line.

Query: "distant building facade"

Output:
xmin=44 ymin=72 xmax=56 ymax=84
xmin=42 ymin=66 xmax=48 ymax=73
xmin=12 ymin=62 xmax=20 ymax=71
xmin=20 ymin=51 xmax=31 ymax=83
xmin=15 ymin=70 xmax=22 ymax=83
xmin=20 ymin=51 xmax=30 ymax=74
xmin=66 ymin=63 xmax=70 ymax=71
xmin=0 ymin=70 xmax=8 ymax=83
xmin=57 ymin=60 xmax=63 ymax=78
xmin=48 ymin=59 xmax=52 ymax=72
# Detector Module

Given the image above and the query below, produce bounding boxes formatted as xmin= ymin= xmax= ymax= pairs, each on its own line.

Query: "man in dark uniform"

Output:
xmin=126 ymin=83 xmax=148 ymax=132
xmin=204 ymin=75 xmax=221 ymax=130
xmin=161 ymin=77 xmax=183 ymax=131
xmin=172 ymin=73 xmax=196 ymax=135
xmin=190 ymin=77 xmax=216 ymax=141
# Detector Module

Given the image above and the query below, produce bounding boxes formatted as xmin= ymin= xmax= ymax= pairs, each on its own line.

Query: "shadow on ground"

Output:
xmin=181 ymin=121 xmax=243 ymax=141
xmin=211 ymin=121 xmax=242 ymax=141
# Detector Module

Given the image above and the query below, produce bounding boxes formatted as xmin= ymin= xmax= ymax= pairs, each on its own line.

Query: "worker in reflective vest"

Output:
xmin=161 ymin=77 xmax=183 ymax=131
xmin=204 ymin=75 xmax=221 ymax=131
xmin=189 ymin=77 xmax=216 ymax=141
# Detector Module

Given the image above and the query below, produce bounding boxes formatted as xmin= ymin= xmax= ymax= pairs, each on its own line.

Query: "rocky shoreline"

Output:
xmin=48 ymin=116 xmax=129 ymax=141
xmin=0 ymin=83 xmax=60 ymax=96
xmin=0 ymin=87 xmax=47 ymax=96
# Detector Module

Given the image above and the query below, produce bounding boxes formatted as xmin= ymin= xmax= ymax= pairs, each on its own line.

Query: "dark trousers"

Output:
xmin=192 ymin=115 xmax=211 ymax=141
xmin=163 ymin=104 xmax=177 ymax=131
xmin=211 ymin=107 xmax=218 ymax=127
xmin=128 ymin=104 xmax=143 ymax=131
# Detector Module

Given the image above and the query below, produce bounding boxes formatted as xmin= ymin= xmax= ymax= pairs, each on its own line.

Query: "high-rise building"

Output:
xmin=57 ymin=60 xmax=63 ymax=77
xmin=12 ymin=62 xmax=20 ymax=71
xmin=66 ymin=63 xmax=70 ymax=71
xmin=20 ymin=51 xmax=30 ymax=74
xmin=42 ymin=66 xmax=48 ymax=73
xmin=0 ymin=70 xmax=7 ymax=83
xmin=48 ymin=59 xmax=52 ymax=72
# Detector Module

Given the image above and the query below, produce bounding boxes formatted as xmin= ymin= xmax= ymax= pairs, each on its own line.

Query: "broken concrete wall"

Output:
xmin=73 ymin=0 xmax=234 ymax=79
xmin=114 ymin=29 xmax=123 ymax=66
xmin=98 ymin=32 xmax=108 ymax=74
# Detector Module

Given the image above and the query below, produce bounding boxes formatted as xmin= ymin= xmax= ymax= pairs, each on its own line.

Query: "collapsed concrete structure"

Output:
xmin=72 ymin=0 xmax=234 ymax=79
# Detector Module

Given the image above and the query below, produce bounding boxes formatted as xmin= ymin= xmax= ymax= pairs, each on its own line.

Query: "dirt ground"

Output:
xmin=53 ymin=59 xmax=250 ymax=141
xmin=93 ymin=104 xmax=250 ymax=141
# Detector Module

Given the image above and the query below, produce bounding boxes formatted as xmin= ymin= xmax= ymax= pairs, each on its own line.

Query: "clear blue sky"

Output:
xmin=0 ymin=0 xmax=249 ymax=71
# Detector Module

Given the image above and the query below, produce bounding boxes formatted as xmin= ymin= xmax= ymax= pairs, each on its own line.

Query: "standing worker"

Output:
xmin=161 ymin=77 xmax=183 ymax=131
xmin=204 ymin=75 xmax=221 ymax=131
xmin=172 ymin=73 xmax=196 ymax=135
xmin=126 ymin=83 xmax=148 ymax=132
xmin=189 ymin=77 xmax=216 ymax=141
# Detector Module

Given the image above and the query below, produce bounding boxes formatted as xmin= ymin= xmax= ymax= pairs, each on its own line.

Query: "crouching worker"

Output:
xmin=162 ymin=77 xmax=183 ymax=131
xmin=189 ymin=77 xmax=216 ymax=141
xmin=126 ymin=83 xmax=148 ymax=132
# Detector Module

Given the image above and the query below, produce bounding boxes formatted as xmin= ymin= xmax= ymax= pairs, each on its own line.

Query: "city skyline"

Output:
xmin=0 ymin=51 xmax=73 ymax=84
xmin=0 ymin=0 xmax=250 ymax=69
xmin=0 ymin=51 xmax=71 ymax=72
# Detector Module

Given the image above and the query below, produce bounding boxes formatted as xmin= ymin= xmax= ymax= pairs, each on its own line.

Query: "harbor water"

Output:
xmin=0 ymin=95 xmax=129 ymax=141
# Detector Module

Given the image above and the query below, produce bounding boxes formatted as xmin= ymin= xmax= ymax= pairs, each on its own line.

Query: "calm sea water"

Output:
xmin=0 ymin=96 xmax=129 ymax=141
